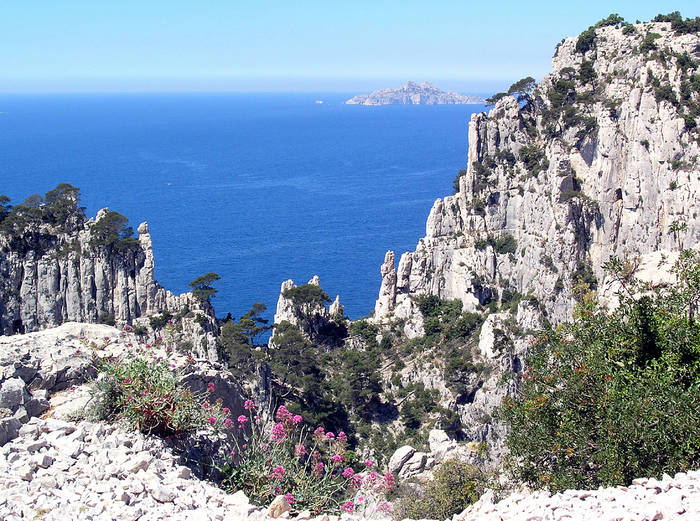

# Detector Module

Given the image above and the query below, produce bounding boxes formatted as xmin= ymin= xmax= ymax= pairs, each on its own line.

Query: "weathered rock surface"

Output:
xmin=456 ymin=470 xmax=700 ymax=521
xmin=346 ymin=81 xmax=485 ymax=105
xmin=0 ymin=322 xmax=246 ymax=445
xmin=271 ymin=276 xmax=346 ymax=347
xmin=374 ymin=22 xmax=700 ymax=330
xmin=371 ymin=21 xmax=700 ymax=463
xmin=0 ymin=212 xmax=218 ymax=359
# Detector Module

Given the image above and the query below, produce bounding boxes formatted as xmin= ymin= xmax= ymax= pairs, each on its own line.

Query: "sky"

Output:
xmin=0 ymin=1 xmax=697 ymax=94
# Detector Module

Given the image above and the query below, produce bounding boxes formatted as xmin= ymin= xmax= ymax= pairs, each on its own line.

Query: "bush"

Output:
xmin=88 ymin=353 xmax=227 ymax=436
xmin=500 ymin=250 xmax=700 ymax=492
xmin=392 ymin=459 xmax=486 ymax=520
xmin=639 ymin=32 xmax=661 ymax=53
xmin=218 ymin=403 xmax=395 ymax=514
xmin=493 ymin=234 xmax=518 ymax=255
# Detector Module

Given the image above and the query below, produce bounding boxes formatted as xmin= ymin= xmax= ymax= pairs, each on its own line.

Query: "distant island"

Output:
xmin=345 ymin=81 xmax=485 ymax=105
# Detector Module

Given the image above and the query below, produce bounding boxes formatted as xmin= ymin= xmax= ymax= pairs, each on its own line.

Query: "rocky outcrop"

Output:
xmin=0 ymin=212 xmax=212 ymax=336
xmin=456 ymin=470 xmax=700 ymax=521
xmin=270 ymin=276 xmax=346 ymax=347
xmin=0 ymin=322 xmax=245 ymax=445
xmin=374 ymin=21 xmax=700 ymax=332
xmin=346 ymin=81 xmax=485 ymax=105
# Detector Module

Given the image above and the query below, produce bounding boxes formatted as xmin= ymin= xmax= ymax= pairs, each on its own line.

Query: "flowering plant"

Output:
xmin=217 ymin=402 xmax=395 ymax=514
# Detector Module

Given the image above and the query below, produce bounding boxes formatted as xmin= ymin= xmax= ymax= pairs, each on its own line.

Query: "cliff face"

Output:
xmin=345 ymin=81 xmax=485 ymax=105
xmin=0 ymin=207 xmax=213 ymax=350
xmin=374 ymin=21 xmax=700 ymax=331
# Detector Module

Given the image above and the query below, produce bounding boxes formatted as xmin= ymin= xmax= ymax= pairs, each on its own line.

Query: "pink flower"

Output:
xmin=202 ymin=401 xmax=210 ymax=409
xmin=224 ymin=418 xmax=234 ymax=429
xmin=337 ymin=431 xmax=348 ymax=443
xmin=208 ymin=416 xmax=216 ymax=424
xmin=342 ymin=467 xmax=354 ymax=479
xmin=222 ymin=407 xmax=230 ymax=415
xmin=364 ymin=459 xmax=374 ymax=468
xmin=313 ymin=461 xmax=324 ymax=477
xmin=270 ymin=465 xmax=285 ymax=480
xmin=146 ymin=343 xmax=152 ymax=348
xmin=124 ymin=377 xmax=132 ymax=384
xmin=270 ymin=422 xmax=287 ymax=442
xmin=244 ymin=399 xmax=255 ymax=410
xmin=237 ymin=415 xmax=248 ymax=428
xmin=207 ymin=382 xmax=215 ymax=393
xmin=295 ymin=444 xmax=306 ymax=457
xmin=313 ymin=427 xmax=325 ymax=439
xmin=331 ymin=454 xmax=344 ymax=464
xmin=357 ymin=496 xmax=365 ymax=503
xmin=325 ymin=432 xmax=335 ymax=440
xmin=341 ymin=501 xmax=355 ymax=513
xmin=292 ymin=414 xmax=302 ymax=424
xmin=275 ymin=405 xmax=293 ymax=423
xmin=103 ymin=336 xmax=110 ymax=341
xmin=284 ymin=493 xmax=295 ymax=505
xmin=123 ymin=324 xmax=133 ymax=332
xmin=312 ymin=450 xmax=321 ymax=461
xmin=383 ymin=472 xmax=396 ymax=491
xmin=351 ymin=474 xmax=364 ymax=488
xmin=378 ymin=501 xmax=393 ymax=514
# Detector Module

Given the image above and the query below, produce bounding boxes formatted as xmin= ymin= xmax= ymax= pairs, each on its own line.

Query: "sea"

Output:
xmin=0 ymin=93 xmax=486 ymax=321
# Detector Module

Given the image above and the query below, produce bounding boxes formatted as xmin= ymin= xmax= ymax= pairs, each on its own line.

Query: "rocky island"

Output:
xmin=345 ymin=81 xmax=485 ymax=105
xmin=2 ymin=11 xmax=700 ymax=521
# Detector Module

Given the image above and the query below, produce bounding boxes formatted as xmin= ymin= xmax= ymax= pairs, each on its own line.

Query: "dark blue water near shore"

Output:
xmin=0 ymin=93 xmax=484 ymax=320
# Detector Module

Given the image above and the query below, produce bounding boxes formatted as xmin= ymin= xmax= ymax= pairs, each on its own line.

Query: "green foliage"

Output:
xmin=393 ymin=459 xmax=486 ymax=520
xmin=0 ymin=183 xmax=85 ymax=237
xmin=493 ymin=234 xmax=518 ymax=255
xmin=283 ymin=283 xmax=331 ymax=309
xmin=149 ymin=310 xmax=174 ymax=330
xmin=188 ymin=272 xmax=221 ymax=303
xmin=417 ymin=295 xmax=482 ymax=342
xmin=221 ymin=302 xmax=270 ymax=371
xmin=519 ymin=145 xmax=549 ymax=176
xmin=90 ymin=211 xmax=139 ymax=251
xmin=507 ymin=77 xmax=536 ymax=103
xmin=576 ymin=27 xmax=597 ymax=54
xmin=639 ymin=32 xmax=661 ymax=53
xmin=655 ymin=85 xmax=679 ymax=107
xmin=501 ymin=251 xmax=700 ymax=492
xmin=653 ymin=12 xmax=700 ymax=35
xmin=218 ymin=404 xmax=395 ymax=514
xmin=88 ymin=354 xmax=223 ymax=436
xmin=622 ymin=24 xmax=636 ymax=35
xmin=594 ymin=13 xmax=625 ymax=28
xmin=350 ymin=320 xmax=379 ymax=349
xmin=578 ymin=60 xmax=596 ymax=85
xmin=485 ymin=92 xmax=507 ymax=107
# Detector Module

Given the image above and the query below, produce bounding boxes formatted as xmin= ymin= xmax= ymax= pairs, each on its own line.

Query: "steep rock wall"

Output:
xmin=374 ymin=22 xmax=700 ymax=331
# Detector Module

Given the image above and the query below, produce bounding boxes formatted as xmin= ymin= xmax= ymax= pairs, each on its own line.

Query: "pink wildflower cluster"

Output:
xmin=207 ymin=382 xmax=215 ymax=393
xmin=270 ymin=465 xmax=285 ymax=480
xmin=244 ymin=399 xmax=255 ymax=410
xmin=237 ymin=415 xmax=248 ymax=428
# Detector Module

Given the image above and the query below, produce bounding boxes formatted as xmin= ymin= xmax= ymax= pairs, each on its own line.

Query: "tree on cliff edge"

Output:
xmin=189 ymin=272 xmax=221 ymax=303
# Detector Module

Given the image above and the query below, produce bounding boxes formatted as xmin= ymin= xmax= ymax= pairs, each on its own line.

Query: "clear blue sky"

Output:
xmin=1 ymin=1 xmax=696 ymax=93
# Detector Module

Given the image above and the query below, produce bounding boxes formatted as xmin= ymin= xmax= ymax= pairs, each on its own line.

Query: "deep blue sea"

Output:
xmin=0 ymin=93 xmax=485 ymax=320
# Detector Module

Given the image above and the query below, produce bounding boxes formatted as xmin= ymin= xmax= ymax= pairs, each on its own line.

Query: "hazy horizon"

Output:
xmin=1 ymin=2 xmax=698 ymax=94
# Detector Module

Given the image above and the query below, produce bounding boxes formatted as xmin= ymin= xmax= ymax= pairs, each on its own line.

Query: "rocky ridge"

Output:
xmin=374 ymin=21 xmax=700 ymax=329
xmin=345 ymin=81 xmax=484 ymax=105
xmin=0 ymin=205 xmax=218 ymax=359
xmin=367 ymin=21 xmax=700 ymax=455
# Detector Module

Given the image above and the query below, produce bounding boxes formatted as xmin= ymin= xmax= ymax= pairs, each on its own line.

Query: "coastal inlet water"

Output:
xmin=0 ymin=93 xmax=485 ymax=320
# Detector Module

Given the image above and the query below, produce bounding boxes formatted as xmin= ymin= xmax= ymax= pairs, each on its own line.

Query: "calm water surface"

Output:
xmin=0 ymin=93 xmax=485 ymax=320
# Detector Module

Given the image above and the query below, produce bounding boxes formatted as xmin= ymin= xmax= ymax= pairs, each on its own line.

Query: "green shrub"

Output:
xmin=392 ymin=459 xmax=486 ymax=520
xmin=493 ymin=234 xmax=518 ymax=255
xmin=501 ymin=250 xmax=700 ymax=492
xmin=622 ymin=24 xmax=636 ymax=35
xmin=88 ymin=354 xmax=226 ymax=436
xmin=218 ymin=403 xmax=396 ymax=514
xmin=639 ymin=32 xmax=661 ymax=53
